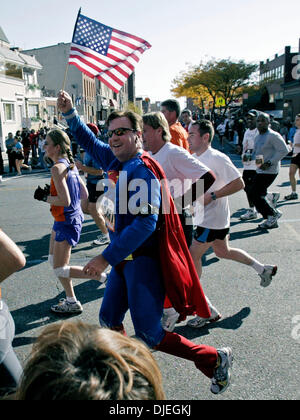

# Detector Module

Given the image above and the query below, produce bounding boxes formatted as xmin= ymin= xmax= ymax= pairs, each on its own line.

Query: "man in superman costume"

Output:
xmin=57 ymin=91 xmax=234 ymax=394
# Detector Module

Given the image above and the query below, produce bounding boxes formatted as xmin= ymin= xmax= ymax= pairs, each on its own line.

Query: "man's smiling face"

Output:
xmin=108 ymin=117 xmax=141 ymax=162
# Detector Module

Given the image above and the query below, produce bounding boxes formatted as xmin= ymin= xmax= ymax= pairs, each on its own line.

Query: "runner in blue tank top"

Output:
xmin=34 ymin=129 xmax=102 ymax=314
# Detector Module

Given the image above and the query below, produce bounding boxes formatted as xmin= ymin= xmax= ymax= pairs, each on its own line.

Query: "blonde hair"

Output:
xmin=47 ymin=129 xmax=75 ymax=169
xmin=142 ymin=112 xmax=171 ymax=142
xmin=15 ymin=321 xmax=165 ymax=400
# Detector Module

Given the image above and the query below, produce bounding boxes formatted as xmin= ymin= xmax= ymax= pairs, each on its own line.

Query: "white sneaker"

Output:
xmin=161 ymin=307 xmax=180 ymax=332
xmin=187 ymin=309 xmax=222 ymax=329
xmin=259 ymin=265 xmax=277 ymax=287
xmin=51 ymin=298 xmax=83 ymax=314
xmin=240 ymin=209 xmax=258 ymax=220
xmin=93 ymin=234 xmax=110 ymax=246
xmin=258 ymin=216 xmax=277 ymax=229
xmin=267 ymin=192 xmax=280 ymax=208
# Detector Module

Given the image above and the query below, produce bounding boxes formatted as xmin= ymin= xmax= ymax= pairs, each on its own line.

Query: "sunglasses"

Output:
xmin=107 ymin=127 xmax=136 ymax=138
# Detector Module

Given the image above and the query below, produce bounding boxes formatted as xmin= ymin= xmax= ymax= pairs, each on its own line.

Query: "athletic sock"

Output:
xmin=250 ymin=260 xmax=265 ymax=275
xmin=66 ymin=297 xmax=77 ymax=304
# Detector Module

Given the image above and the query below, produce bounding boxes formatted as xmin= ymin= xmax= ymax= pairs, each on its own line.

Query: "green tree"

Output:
xmin=172 ymin=59 xmax=258 ymax=115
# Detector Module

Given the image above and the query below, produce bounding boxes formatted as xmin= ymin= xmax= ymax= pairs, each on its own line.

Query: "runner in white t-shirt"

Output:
xmin=186 ymin=120 xmax=278 ymax=328
xmin=240 ymin=111 xmax=260 ymax=220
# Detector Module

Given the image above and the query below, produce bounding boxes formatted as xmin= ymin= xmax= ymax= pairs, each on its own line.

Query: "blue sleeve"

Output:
xmin=102 ymin=167 xmax=161 ymax=267
xmin=63 ymin=108 xmax=115 ymax=171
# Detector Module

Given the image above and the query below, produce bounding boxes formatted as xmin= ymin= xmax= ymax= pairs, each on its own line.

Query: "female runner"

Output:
xmin=34 ymin=129 xmax=98 ymax=314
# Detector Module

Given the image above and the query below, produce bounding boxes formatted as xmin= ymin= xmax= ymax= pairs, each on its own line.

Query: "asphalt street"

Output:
xmin=0 ymin=142 xmax=299 ymax=400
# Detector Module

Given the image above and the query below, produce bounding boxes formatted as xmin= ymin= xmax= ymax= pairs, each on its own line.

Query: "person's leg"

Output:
xmin=189 ymin=237 xmax=211 ymax=278
xmin=15 ymin=159 xmax=21 ymax=175
xmin=99 ymin=266 xmax=129 ymax=331
xmin=122 ymin=257 xmax=219 ymax=377
xmin=248 ymin=174 xmax=278 ymax=219
xmin=285 ymin=164 xmax=298 ymax=198
xmin=212 ymin=236 xmax=277 ymax=287
xmin=0 ymin=229 xmax=26 ymax=283
xmin=88 ymin=202 xmax=108 ymax=235
xmin=52 ymin=239 xmax=75 ymax=299
xmin=243 ymin=170 xmax=256 ymax=211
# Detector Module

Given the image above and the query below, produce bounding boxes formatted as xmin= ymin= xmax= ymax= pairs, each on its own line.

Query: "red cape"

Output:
xmin=140 ymin=152 xmax=211 ymax=320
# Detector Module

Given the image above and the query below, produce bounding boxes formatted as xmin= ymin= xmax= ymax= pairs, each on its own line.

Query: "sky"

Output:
xmin=1 ymin=0 xmax=300 ymax=108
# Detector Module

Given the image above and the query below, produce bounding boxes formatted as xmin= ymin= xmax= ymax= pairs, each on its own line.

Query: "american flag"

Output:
xmin=68 ymin=13 xmax=151 ymax=93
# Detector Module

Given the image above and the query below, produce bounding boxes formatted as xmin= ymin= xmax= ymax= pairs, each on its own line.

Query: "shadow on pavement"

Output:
xmin=11 ymin=280 xmax=105 ymax=343
xmin=173 ymin=306 xmax=251 ymax=339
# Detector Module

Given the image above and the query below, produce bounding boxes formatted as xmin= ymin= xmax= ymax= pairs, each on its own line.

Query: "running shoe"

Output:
xmin=161 ymin=307 xmax=180 ymax=332
xmin=267 ymin=192 xmax=280 ymax=208
xmin=211 ymin=347 xmax=234 ymax=394
xmin=258 ymin=210 xmax=282 ymax=229
xmin=187 ymin=309 xmax=222 ymax=329
xmin=51 ymin=299 xmax=83 ymax=314
xmin=284 ymin=192 xmax=298 ymax=200
xmin=259 ymin=265 xmax=277 ymax=287
xmin=240 ymin=209 xmax=258 ymax=220
xmin=92 ymin=234 xmax=110 ymax=246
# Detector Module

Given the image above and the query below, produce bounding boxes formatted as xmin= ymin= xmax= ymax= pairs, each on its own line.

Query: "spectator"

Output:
xmin=21 ymin=128 xmax=31 ymax=165
xmin=0 ymin=144 xmax=4 ymax=175
xmin=37 ymin=129 xmax=48 ymax=170
xmin=5 ymin=133 xmax=16 ymax=173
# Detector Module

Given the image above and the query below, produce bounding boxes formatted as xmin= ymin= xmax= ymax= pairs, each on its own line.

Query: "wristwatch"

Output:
xmin=210 ymin=192 xmax=217 ymax=201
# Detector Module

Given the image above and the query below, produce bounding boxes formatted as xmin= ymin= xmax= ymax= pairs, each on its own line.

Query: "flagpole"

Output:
xmin=61 ymin=7 xmax=82 ymax=91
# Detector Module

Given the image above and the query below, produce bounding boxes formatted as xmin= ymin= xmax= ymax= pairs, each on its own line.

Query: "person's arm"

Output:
xmin=261 ymin=134 xmax=289 ymax=170
xmin=83 ymin=168 xmax=161 ymax=276
xmin=57 ymin=91 xmax=114 ymax=170
xmin=46 ymin=164 xmax=71 ymax=207
xmin=269 ymin=134 xmax=290 ymax=165
xmin=78 ymin=175 xmax=89 ymax=200
xmin=75 ymin=160 xmax=104 ymax=176
xmin=0 ymin=229 xmax=26 ymax=283
xmin=204 ymin=177 xmax=244 ymax=205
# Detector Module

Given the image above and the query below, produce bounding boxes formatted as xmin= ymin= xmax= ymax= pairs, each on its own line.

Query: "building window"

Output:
xmin=4 ymin=62 xmax=23 ymax=80
xmin=28 ymin=104 xmax=39 ymax=118
xmin=3 ymin=103 xmax=15 ymax=121
xmin=47 ymin=105 xmax=56 ymax=118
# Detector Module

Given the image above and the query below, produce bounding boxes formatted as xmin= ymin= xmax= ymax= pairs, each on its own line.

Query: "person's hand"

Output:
xmin=83 ymin=255 xmax=109 ymax=280
xmin=260 ymin=161 xmax=271 ymax=171
xmin=57 ymin=90 xmax=74 ymax=113
xmin=75 ymin=160 xmax=84 ymax=171
xmin=34 ymin=186 xmax=49 ymax=202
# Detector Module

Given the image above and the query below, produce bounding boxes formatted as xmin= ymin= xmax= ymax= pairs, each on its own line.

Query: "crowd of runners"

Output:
xmin=0 ymin=92 xmax=299 ymax=400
